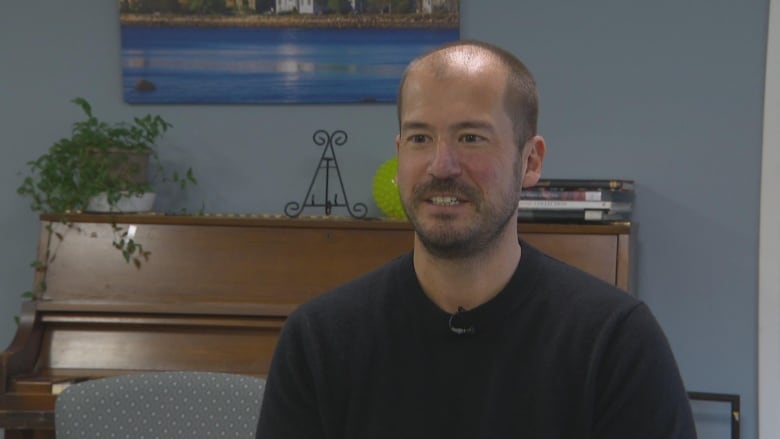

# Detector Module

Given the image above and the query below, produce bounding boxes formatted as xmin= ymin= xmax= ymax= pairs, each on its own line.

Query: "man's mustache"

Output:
xmin=412 ymin=178 xmax=480 ymax=202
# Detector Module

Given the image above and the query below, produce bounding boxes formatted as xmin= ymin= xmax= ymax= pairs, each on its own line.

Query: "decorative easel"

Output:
xmin=284 ymin=129 xmax=367 ymax=219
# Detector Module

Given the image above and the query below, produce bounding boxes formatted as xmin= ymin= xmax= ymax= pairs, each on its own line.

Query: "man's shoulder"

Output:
xmin=279 ymin=252 xmax=412 ymax=352
xmin=524 ymin=243 xmax=640 ymax=318
xmin=293 ymin=251 xmax=412 ymax=321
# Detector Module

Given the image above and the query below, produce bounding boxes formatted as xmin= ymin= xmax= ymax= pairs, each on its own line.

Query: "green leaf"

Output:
xmin=16 ymin=96 xmax=201 ymax=267
xmin=71 ymin=97 xmax=92 ymax=118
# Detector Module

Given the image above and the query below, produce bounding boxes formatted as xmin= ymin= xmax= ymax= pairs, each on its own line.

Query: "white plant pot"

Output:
xmin=86 ymin=192 xmax=156 ymax=213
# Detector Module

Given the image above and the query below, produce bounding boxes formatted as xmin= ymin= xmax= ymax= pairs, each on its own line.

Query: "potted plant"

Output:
xmin=17 ymin=97 xmax=196 ymax=273
xmin=17 ymin=97 xmax=195 ymax=214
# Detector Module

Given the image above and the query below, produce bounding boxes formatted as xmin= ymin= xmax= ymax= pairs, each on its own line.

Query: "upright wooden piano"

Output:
xmin=0 ymin=214 xmax=631 ymax=438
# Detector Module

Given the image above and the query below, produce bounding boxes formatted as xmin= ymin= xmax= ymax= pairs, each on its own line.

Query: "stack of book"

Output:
xmin=518 ymin=179 xmax=634 ymax=223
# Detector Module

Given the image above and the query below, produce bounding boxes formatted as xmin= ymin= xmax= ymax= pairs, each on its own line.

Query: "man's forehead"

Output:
xmin=441 ymin=48 xmax=495 ymax=72
xmin=402 ymin=49 xmax=508 ymax=104
xmin=416 ymin=46 xmax=501 ymax=77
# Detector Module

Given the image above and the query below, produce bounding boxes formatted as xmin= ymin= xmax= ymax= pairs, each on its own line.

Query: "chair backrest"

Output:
xmin=54 ymin=371 xmax=265 ymax=439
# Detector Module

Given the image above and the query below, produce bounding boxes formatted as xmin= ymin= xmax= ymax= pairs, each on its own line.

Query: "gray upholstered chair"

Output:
xmin=54 ymin=371 xmax=265 ymax=439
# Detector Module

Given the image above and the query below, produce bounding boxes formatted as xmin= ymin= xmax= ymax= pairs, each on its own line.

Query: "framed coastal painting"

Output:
xmin=118 ymin=1 xmax=460 ymax=104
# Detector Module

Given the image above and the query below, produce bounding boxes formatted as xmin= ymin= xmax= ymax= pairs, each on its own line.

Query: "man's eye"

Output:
xmin=460 ymin=134 xmax=485 ymax=143
xmin=408 ymin=134 xmax=429 ymax=143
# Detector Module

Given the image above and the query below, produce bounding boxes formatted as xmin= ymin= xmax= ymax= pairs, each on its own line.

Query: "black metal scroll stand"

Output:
xmin=285 ymin=129 xmax=367 ymax=219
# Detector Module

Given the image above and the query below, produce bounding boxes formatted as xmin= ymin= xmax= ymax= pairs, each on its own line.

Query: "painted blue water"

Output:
xmin=121 ymin=26 xmax=459 ymax=104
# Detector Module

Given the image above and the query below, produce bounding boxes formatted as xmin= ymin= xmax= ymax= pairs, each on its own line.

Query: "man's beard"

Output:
xmin=402 ymin=177 xmax=520 ymax=260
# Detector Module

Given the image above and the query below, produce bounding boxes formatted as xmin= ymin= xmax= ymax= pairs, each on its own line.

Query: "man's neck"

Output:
xmin=412 ymin=227 xmax=522 ymax=314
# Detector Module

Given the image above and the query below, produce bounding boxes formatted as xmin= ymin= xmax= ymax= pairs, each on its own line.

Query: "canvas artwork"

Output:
xmin=118 ymin=1 xmax=460 ymax=104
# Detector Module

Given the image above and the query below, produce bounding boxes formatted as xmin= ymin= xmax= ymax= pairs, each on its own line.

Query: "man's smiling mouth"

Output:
xmin=429 ymin=196 xmax=462 ymax=206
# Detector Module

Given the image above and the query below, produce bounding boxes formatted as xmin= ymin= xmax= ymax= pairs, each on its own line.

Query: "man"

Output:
xmin=256 ymin=40 xmax=696 ymax=438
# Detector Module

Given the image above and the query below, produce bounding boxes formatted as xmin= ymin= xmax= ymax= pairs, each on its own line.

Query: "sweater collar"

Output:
xmin=396 ymin=241 xmax=544 ymax=338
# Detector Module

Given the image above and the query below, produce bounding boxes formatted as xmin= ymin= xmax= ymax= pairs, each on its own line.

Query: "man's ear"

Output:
xmin=395 ymin=134 xmax=401 ymax=154
xmin=521 ymin=135 xmax=546 ymax=188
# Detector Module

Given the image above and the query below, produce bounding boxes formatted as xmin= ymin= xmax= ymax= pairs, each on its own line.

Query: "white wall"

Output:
xmin=759 ymin=1 xmax=780 ymax=437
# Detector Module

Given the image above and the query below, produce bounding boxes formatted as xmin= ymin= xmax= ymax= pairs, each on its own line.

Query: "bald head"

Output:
xmin=397 ymin=40 xmax=539 ymax=148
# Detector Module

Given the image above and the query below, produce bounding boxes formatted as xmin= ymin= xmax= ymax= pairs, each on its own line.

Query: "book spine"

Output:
xmin=521 ymin=189 xmax=635 ymax=202
xmin=518 ymin=209 xmax=604 ymax=222
xmin=518 ymin=200 xmax=617 ymax=210
xmin=521 ymin=190 xmax=602 ymax=201
xmin=532 ymin=179 xmax=634 ymax=190
xmin=517 ymin=209 xmax=630 ymax=223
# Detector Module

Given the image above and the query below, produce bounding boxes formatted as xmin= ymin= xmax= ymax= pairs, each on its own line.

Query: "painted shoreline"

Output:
xmin=119 ymin=13 xmax=459 ymax=29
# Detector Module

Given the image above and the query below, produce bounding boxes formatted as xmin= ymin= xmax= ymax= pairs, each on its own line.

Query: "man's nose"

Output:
xmin=427 ymin=141 xmax=462 ymax=179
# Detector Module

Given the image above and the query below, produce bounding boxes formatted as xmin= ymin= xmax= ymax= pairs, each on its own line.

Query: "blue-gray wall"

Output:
xmin=0 ymin=1 xmax=768 ymax=438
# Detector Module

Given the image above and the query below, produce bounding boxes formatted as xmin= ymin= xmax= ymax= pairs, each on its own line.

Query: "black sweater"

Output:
xmin=257 ymin=243 xmax=696 ymax=439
